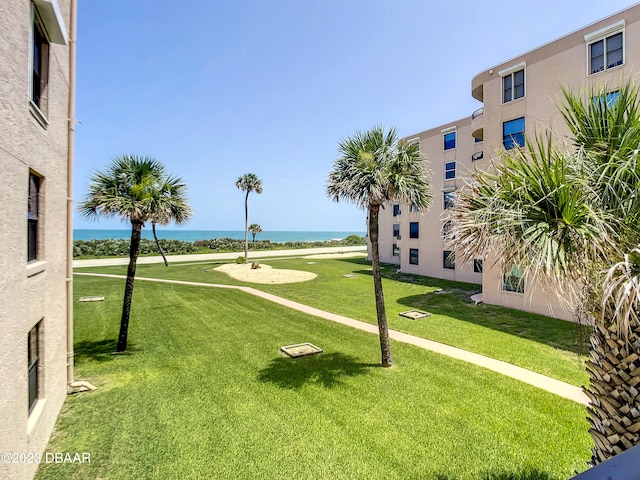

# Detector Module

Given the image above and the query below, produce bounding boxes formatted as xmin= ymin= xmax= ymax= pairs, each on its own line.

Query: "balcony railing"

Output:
xmin=471 ymin=107 xmax=484 ymax=119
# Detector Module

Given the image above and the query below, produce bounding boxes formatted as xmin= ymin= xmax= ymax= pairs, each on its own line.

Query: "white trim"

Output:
xmin=584 ymin=20 xmax=625 ymax=43
xmin=33 ymin=0 xmax=68 ymax=45
xmin=498 ymin=61 xmax=526 ymax=77
xmin=441 ymin=186 xmax=456 ymax=192
xmin=440 ymin=126 xmax=456 ymax=134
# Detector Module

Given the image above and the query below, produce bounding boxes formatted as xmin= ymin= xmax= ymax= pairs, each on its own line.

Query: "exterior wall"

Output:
xmin=0 ymin=1 xmax=71 ymax=479
xmin=380 ymin=3 xmax=640 ymax=321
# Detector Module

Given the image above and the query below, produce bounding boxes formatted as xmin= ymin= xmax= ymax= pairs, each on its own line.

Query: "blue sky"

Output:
xmin=73 ymin=0 xmax=638 ymax=231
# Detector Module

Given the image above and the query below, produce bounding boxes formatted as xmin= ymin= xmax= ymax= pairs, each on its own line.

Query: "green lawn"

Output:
xmin=77 ymin=254 xmax=588 ymax=386
xmin=37 ymin=275 xmax=590 ymax=479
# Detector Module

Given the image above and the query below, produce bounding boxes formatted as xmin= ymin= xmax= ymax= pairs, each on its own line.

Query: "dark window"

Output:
xmin=589 ymin=31 xmax=623 ymax=74
xmin=443 ymin=191 xmax=455 ymax=209
xmin=474 ymin=259 xmax=483 ymax=273
xmin=409 ymin=248 xmax=419 ymax=265
xmin=442 ymin=220 xmax=452 ymax=238
xmin=474 ymin=135 xmax=483 ymax=143
xmin=471 ymin=151 xmax=483 ymax=162
xmin=393 ymin=204 xmax=401 ymax=216
xmin=593 ymin=90 xmax=620 ymax=110
xmin=28 ymin=172 xmax=41 ymax=262
xmin=409 ymin=203 xmax=420 ymax=213
xmin=28 ymin=323 xmax=40 ymax=413
xmin=409 ymin=222 xmax=419 ymax=239
xmin=392 ymin=244 xmax=400 ymax=257
xmin=443 ymin=251 xmax=455 ymax=270
xmin=444 ymin=131 xmax=456 ymax=150
xmin=503 ymin=69 xmax=525 ymax=103
xmin=503 ymin=117 xmax=525 ymax=149
xmin=393 ymin=224 xmax=400 ymax=237
xmin=503 ymin=267 xmax=525 ymax=293
xmin=32 ymin=10 xmax=49 ymax=116
xmin=445 ymin=161 xmax=456 ymax=180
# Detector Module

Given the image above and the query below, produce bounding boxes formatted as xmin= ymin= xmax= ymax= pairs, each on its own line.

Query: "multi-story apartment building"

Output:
xmin=0 ymin=1 xmax=75 ymax=479
xmin=379 ymin=3 xmax=640 ymax=321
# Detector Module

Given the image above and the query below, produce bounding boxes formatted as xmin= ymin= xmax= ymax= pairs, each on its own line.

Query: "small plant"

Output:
xmin=236 ymin=256 xmax=246 ymax=264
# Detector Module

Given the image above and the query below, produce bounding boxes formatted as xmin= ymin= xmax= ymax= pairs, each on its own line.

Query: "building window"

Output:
xmin=593 ymin=90 xmax=620 ymax=110
xmin=443 ymin=251 xmax=455 ymax=270
xmin=31 ymin=8 xmax=50 ymax=118
xmin=28 ymin=172 xmax=41 ymax=262
xmin=409 ymin=203 xmax=420 ymax=213
xmin=471 ymin=151 xmax=483 ymax=162
xmin=474 ymin=259 xmax=483 ymax=273
xmin=503 ymin=266 xmax=525 ymax=293
xmin=445 ymin=161 xmax=456 ymax=180
xmin=409 ymin=248 xmax=419 ymax=265
xmin=442 ymin=220 xmax=452 ymax=238
xmin=393 ymin=224 xmax=400 ymax=237
xmin=443 ymin=191 xmax=455 ymax=210
xmin=444 ymin=131 xmax=456 ymax=150
xmin=503 ymin=69 xmax=525 ymax=103
xmin=392 ymin=244 xmax=400 ymax=257
xmin=393 ymin=204 xmax=401 ymax=216
xmin=503 ymin=117 xmax=525 ymax=149
xmin=409 ymin=222 xmax=419 ymax=239
xmin=28 ymin=322 xmax=41 ymax=413
xmin=588 ymin=31 xmax=623 ymax=74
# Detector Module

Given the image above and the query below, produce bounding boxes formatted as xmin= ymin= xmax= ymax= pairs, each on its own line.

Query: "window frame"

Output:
xmin=28 ymin=171 xmax=42 ymax=262
xmin=392 ymin=223 xmax=400 ymax=237
xmin=443 ymin=131 xmax=456 ymax=151
xmin=588 ymin=31 xmax=624 ymax=75
xmin=502 ymin=69 xmax=525 ymax=103
xmin=473 ymin=259 xmax=483 ymax=273
xmin=392 ymin=244 xmax=400 ymax=257
xmin=409 ymin=248 xmax=419 ymax=265
xmin=30 ymin=6 xmax=50 ymax=122
xmin=443 ymin=251 xmax=455 ymax=270
xmin=28 ymin=323 xmax=40 ymax=413
xmin=392 ymin=204 xmax=401 ymax=217
xmin=503 ymin=117 xmax=525 ymax=150
xmin=444 ymin=161 xmax=456 ymax=180
xmin=503 ymin=266 xmax=525 ymax=293
xmin=443 ymin=191 xmax=455 ymax=210
xmin=409 ymin=222 xmax=419 ymax=239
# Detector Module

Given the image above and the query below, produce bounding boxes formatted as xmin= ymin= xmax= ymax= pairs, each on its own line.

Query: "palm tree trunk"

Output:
xmin=584 ymin=318 xmax=640 ymax=465
xmin=117 ymin=221 xmax=143 ymax=352
xmin=244 ymin=191 xmax=249 ymax=263
xmin=152 ymin=222 xmax=169 ymax=267
xmin=369 ymin=204 xmax=393 ymax=367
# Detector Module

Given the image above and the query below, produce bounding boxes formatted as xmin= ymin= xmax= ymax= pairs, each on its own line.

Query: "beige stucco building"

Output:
xmin=379 ymin=4 xmax=640 ymax=321
xmin=0 ymin=1 xmax=75 ymax=479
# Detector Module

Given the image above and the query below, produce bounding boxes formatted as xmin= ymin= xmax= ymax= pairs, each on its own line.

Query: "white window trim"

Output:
xmin=498 ymin=61 xmax=526 ymax=77
xmin=440 ymin=126 xmax=456 ymax=134
xmin=32 ymin=0 xmax=68 ymax=45
xmin=500 ymin=63 xmax=526 ymax=104
xmin=444 ymin=161 xmax=456 ymax=180
xmin=442 ymin=128 xmax=457 ymax=151
xmin=585 ymin=21 xmax=625 ymax=76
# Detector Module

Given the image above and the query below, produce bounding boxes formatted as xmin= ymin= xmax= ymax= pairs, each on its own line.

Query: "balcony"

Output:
xmin=471 ymin=151 xmax=484 ymax=162
xmin=471 ymin=107 xmax=484 ymax=141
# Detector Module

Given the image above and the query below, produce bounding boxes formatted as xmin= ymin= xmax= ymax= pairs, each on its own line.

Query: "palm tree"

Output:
xmin=249 ymin=223 xmax=263 ymax=242
xmin=327 ymin=126 xmax=432 ymax=367
xmin=79 ymin=155 xmax=192 ymax=352
xmin=149 ymin=175 xmax=193 ymax=266
xmin=449 ymin=80 xmax=640 ymax=465
xmin=235 ymin=173 xmax=263 ymax=263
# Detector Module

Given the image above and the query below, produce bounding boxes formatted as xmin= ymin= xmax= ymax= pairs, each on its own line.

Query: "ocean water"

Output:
xmin=74 ymin=229 xmax=366 ymax=243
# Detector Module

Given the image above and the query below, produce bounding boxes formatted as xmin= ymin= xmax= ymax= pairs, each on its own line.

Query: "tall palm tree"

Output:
xmin=149 ymin=175 xmax=193 ymax=266
xmin=235 ymin=173 xmax=263 ymax=263
xmin=327 ymin=126 xmax=432 ymax=367
xmin=249 ymin=223 xmax=263 ymax=242
xmin=450 ymin=80 xmax=640 ymax=465
xmin=79 ymin=155 xmax=192 ymax=352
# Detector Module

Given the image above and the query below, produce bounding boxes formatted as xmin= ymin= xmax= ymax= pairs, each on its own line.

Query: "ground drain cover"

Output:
xmin=306 ymin=262 xmax=317 ymax=264
xmin=280 ymin=343 xmax=323 ymax=358
xmin=399 ymin=309 xmax=431 ymax=320
xmin=79 ymin=296 xmax=105 ymax=302
xmin=343 ymin=273 xmax=357 ymax=278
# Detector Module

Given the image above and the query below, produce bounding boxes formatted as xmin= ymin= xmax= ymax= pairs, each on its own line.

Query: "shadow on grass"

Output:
xmin=435 ymin=469 xmax=555 ymax=480
xmin=257 ymin=352 xmax=376 ymax=389
xmin=74 ymin=339 xmax=139 ymax=363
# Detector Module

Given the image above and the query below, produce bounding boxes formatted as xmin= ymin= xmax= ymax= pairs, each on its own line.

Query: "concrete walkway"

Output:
xmin=75 ymin=271 xmax=590 ymax=405
xmin=73 ymin=245 xmax=368 ymax=268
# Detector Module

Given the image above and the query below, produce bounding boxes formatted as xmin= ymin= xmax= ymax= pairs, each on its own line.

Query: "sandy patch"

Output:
xmin=214 ymin=263 xmax=317 ymax=284
xmin=302 ymin=252 xmax=367 ymax=260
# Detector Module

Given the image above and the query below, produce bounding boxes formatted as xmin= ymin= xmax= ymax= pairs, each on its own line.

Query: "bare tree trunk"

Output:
xmin=152 ymin=222 xmax=169 ymax=267
xmin=244 ymin=191 xmax=249 ymax=263
xmin=369 ymin=204 xmax=393 ymax=367
xmin=117 ymin=220 xmax=143 ymax=352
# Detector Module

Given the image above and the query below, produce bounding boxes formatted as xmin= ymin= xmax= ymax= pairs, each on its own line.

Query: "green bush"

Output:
xmin=235 ymin=256 xmax=246 ymax=264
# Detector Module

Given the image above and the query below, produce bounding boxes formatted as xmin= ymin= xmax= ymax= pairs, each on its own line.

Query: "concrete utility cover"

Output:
xmin=79 ymin=296 xmax=105 ymax=302
xmin=280 ymin=343 xmax=323 ymax=358
xmin=399 ymin=310 xmax=431 ymax=320
xmin=342 ymin=273 xmax=357 ymax=278
xmin=306 ymin=262 xmax=317 ymax=264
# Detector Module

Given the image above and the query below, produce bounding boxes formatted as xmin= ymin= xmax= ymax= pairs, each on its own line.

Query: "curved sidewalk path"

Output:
xmin=75 ymin=272 xmax=590 ymax=406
